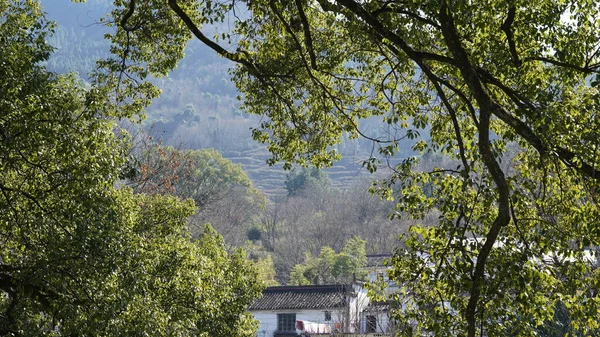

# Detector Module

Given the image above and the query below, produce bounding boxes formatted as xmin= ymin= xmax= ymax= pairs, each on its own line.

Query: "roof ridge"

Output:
xmin=249 ymin=284 xmax=354 ymax=311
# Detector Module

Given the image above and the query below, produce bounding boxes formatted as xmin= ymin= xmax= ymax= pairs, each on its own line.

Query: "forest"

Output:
xmin=2 ymin=0 xmax=600 ymax=336
xmin=41 ymin=0 xmax=424 ymax=285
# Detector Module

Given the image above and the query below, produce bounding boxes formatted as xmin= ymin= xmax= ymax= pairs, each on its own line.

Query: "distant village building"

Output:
xmin=249 ymin=255 xmax=402 ymax=336
xmin=360 ymin=254 xmax=397 ymax=335
xmin=249 ymin=283 xmax=398 ymax=336
xmin=249 ymin=284 xmax=369 ymax=336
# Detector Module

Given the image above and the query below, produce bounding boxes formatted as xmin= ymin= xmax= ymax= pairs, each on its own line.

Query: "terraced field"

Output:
xmin=223 ymin=147 xmax=375 ymax=200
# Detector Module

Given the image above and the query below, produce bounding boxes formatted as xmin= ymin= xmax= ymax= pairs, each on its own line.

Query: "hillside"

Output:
xmin=42 ymin=1 xmax=423 ymax=200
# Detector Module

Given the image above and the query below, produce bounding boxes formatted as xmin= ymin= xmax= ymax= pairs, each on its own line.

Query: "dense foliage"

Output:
xmin=284 ymin=167 xmax=330 ymax=196
xmin=131 ymin=144 xmax=266 ymax=246
xmin=87 ymin=0 xmax=600 ymax=335
xmin=288 ymin=236 xmax=368 ymax=285
xmin=0 ymin=1 xmax=261 ymax=335
xmin=132 ymin=145 xmax=259 ymax=207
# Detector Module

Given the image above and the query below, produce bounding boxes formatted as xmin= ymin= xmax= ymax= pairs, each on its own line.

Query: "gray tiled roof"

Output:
xmin=249 ymin=284 xmax=352 ymax=310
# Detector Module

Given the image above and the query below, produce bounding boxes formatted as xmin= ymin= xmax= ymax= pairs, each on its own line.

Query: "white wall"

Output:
xmin=349 ymin=284 xmax=370 ymax=332
xmin=252 ymin=309 xmax=345 ymax=337
xmin=360 ymin=311 xmax=391 ymax=334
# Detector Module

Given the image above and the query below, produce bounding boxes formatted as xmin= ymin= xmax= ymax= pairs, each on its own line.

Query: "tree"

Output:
xmin=253 ymin=255 xmax=280 ymax=287
xmin=130 ymin=144 xmax=266 ymax=246
xmin=288 ymin=237 xmax=367 ymax=285
xmin=132 ymin=146 xmax=256 ymax=207
xmin=0 ymin=2 xmax=261 ymax=335
xmin=288 ymin=264 xmax=310 ymax=286
xmin=83 ymin=0 xmax=600 ymax=335
xmin=284 ymin=166 xmax=330 ymax=196
xmin=334 ymin=236 xmax=368 ymax=282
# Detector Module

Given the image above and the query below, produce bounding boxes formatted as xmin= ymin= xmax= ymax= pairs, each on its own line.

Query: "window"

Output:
xmin=324 ymin=311 xmax=332 ymax=321
xmin=366 ymin=315 xmax=377 ymax=333
xmin=277 ymin=313 xmax=296 ymax=332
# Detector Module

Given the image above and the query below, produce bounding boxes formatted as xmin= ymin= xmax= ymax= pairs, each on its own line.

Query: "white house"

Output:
xmin=249 ymin=284 xmax=369 ymax=337
xmin=359 ymin=301 xmax=394 ymax=335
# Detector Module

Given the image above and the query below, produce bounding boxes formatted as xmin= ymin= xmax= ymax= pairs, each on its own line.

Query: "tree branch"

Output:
xmin=500 ymin=6 xmax=521 ymax=67
xmin=328 ymin=0 xmax=600 ymax=182
xmin=438 ymin=3 xmax=511 ymax=336
xmin=420 ymin=66 xmax=471 ymax=175
xmin=335 ymin=0 xmax=456 ymax=66
xmin=523 ymin=56 xmax=600 ymax=74
xmin=166 ymin=0 xmax=262 ymax=77
xmin=120 ymin=0 xmax=139 ymax=32
xmin=372 ymin=6 xmax=440 ymax=29
xmin=294 ymin=0 xmax=317 ymax=69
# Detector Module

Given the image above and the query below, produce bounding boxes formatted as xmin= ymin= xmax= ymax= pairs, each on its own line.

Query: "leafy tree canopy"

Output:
xmin=132 ymin=145 xmax=259 ymax=208
xmin=284 ymin=166 xmax=330 ymax=196
xmin=253 ymin=255 xmax=279 ymax=287
xmin=130 ymin=144 xmax=266 ymax=245
xmin=289 ymin=236 xmax=367 ymax=285
xmin=76 ymin=0 xmax=600 ymax=335
xmin=0 ymin=2 xmax=261 ymax=336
